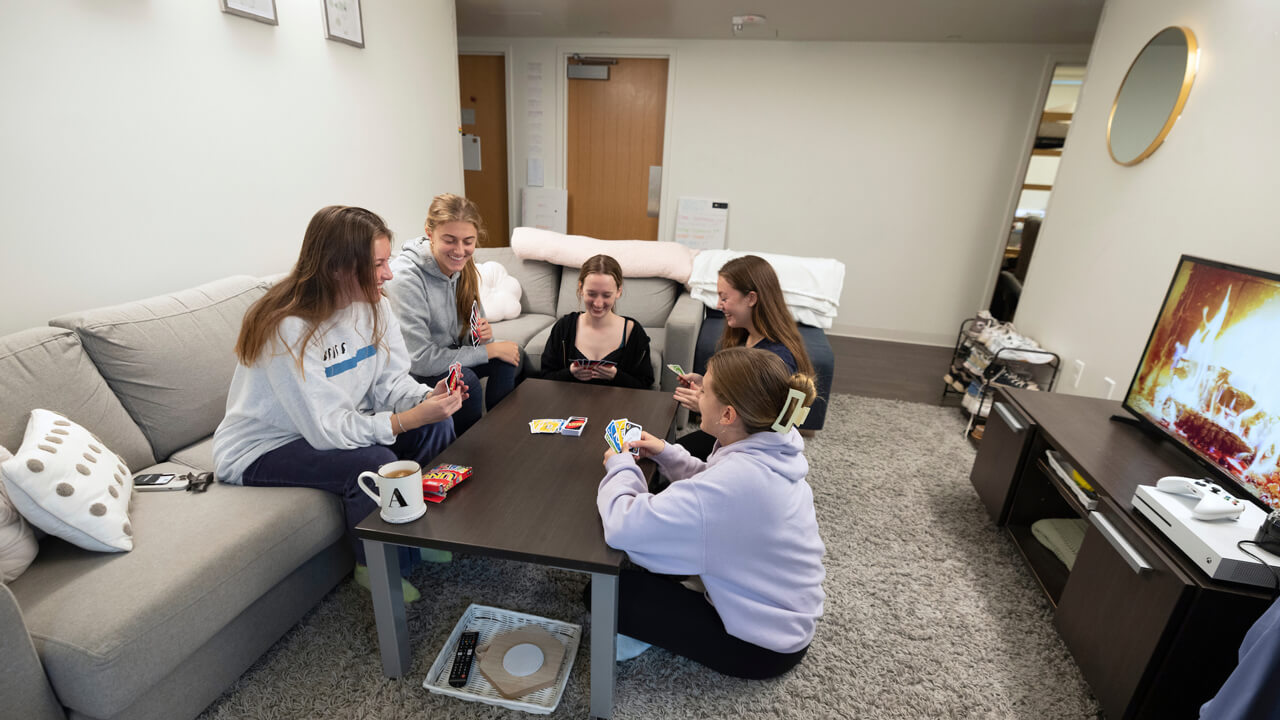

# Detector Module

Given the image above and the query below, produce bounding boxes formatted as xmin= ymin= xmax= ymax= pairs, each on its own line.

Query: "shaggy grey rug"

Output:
xmin=197 ymin=395 xmax=1101 ymax=719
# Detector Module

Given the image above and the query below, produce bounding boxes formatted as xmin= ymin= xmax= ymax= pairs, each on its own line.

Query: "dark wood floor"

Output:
xmin=828 ymin=335 xmax=955 ymax=405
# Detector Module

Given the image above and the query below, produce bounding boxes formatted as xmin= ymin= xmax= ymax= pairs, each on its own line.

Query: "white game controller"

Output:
xmin=1154 ymin=476 xmax=1246 ymax=521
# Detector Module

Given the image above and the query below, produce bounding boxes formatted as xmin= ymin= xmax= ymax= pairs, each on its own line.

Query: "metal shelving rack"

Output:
xmin=941 ymin=317 xmax=1061 ymax=427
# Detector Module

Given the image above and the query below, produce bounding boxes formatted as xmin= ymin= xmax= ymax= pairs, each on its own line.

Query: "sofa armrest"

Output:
xmin=662 ymin=293 xmax=705 ymax=393
xmin=0 ymin=583 xmax=66 ymax=720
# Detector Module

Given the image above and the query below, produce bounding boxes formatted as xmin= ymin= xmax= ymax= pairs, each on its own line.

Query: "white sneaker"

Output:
xmin=615 ymin=634 xmax=652 ymax=661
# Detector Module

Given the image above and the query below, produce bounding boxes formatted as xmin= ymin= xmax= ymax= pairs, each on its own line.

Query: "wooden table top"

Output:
xmin=356 ymin=378 xmax=677 ymax=575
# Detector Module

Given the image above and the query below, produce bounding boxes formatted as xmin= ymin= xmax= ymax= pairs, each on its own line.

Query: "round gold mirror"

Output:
xmin=1107 ymin=26 xmax=1198 ymax=166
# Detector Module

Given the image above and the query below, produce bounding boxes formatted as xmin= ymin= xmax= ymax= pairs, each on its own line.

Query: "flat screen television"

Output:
xmin=1123 ymin=255 xmax=1280 ymax=512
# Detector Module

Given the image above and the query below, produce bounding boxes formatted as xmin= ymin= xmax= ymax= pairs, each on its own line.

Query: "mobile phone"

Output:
xmin=134 ymin=473 xmax=191 ymax=492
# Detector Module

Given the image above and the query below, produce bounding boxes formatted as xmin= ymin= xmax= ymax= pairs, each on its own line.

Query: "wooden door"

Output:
xmin=458 ymin=54 xmax=509 ymax=246
xmin=567 ymin=57 xmax=668 ymax=240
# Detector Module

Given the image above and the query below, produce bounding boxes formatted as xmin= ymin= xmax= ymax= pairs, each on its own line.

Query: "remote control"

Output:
xmin=448 ymin=631 xmax=479 ymax=687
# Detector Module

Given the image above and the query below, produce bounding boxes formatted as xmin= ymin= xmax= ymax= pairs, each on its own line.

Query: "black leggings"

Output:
xmin=586 ymin=568 xmax=809 ymax=679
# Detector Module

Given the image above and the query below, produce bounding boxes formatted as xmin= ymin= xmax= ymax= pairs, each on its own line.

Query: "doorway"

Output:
xmin=988 ymin=64 xmax=1086 ymax=322
xmin=458 ymin=53 xmax=510 ymax=246
xmin=566 ymin=56 xmax=669 ymax=240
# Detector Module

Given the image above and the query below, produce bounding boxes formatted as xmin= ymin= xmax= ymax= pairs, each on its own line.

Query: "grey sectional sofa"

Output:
xmin=1 ymin=276 xmax=354 ymax=720
xmin=2 ymin=249 xmax=701 ymax=720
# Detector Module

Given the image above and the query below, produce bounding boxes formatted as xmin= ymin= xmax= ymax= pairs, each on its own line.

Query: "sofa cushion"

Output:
xmin=0 ymin=444 xmax=38 ymax=582
xmin=49 ymin=276 xmax=266 ymax=462
xmin=7 ymin=483 xmax=345 ymax=717
xmin=0 ymin=327 xmax=155 ymax=472
xmin=1 ymin=409 xmax=135 ymax=552
xmin=168 ymin=436 xmax=215 ymax=473
xmin=554 ymin=267 xmax=679 ymax=328
xmin=475 ymin=247 xmax=560 ymax=317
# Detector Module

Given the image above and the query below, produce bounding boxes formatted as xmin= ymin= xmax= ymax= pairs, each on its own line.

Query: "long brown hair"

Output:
xmin=425 ymin=193 xmax=487 ymax=343
xmin=717 ymin=255 xmax=814 ymax=376
xmin=707 ymin=347 xmax=817 ymax=434
xmin=235 ymin=206 xmax=391 ymax=369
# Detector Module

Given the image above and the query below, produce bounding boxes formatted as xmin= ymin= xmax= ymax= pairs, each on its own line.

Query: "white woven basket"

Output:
xmin=423 ymin=603 xmax=582 ymax=714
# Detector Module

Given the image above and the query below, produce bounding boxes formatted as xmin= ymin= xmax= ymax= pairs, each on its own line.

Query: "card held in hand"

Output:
xmin=468 ymin=301 xmax=481 ymax=347
xmin=446 ymin=362 xmax=463 ymax=394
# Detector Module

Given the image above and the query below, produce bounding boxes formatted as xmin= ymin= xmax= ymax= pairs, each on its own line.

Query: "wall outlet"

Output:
xmin=1071 ymin=359 xmax=1086 ymax=389
xmin=1103 ymin=376 xmax=1117 ymax=400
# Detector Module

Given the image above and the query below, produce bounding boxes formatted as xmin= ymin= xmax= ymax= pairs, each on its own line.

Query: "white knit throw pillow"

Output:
xmin=0 ymin=410 xmax=134 ymax=553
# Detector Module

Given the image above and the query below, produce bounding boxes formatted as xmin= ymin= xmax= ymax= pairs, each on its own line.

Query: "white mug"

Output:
xmin=358 ymin=460 xmax=427 ymax=524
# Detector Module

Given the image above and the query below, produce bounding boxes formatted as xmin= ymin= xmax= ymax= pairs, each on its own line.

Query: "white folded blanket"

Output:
xmin=510 ymin=227 xmax=695 ymax=283
xmin=689 ymin=250 xmax=845 ymax=329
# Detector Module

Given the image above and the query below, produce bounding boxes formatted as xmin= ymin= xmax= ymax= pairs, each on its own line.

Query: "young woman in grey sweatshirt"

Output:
xmin=384 ymin=194 xmax=522 ymax=434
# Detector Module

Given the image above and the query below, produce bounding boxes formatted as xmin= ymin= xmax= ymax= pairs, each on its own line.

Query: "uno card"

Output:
xmin=530 ymin=418 xmax=565 ymax=434
xmin=468 ymin=301 xmax=481 ymax=347
xmin=666 ymin=363 xmax=685 ymax=376
xmin=623 ymin=421 xmax=643 ymax=456
xmin=446 ymin=362 xmax=463 ymax=393
xmin=604 ymin=419 xmax=622 ymax=452
xmin=561 ymin=416 xmax=588 ymax=436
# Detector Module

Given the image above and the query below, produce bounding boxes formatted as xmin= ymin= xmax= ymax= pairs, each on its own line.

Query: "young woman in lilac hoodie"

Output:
xmin=597 ymin=346 xmax=826 ymax=678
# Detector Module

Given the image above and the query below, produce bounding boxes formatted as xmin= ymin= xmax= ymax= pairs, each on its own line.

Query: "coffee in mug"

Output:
xmin=358 ymin=460 xmax=427 ymax=524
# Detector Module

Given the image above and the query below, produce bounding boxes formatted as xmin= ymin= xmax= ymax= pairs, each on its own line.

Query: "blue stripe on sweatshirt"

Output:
xmin=325 ymin=344 xmax=376 ymax=377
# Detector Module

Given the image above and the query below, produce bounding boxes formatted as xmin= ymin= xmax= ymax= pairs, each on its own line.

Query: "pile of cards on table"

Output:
xmin=605 ymin=418 xmax=642 ymax=456
xmin=422 ymin=463 xmax=472 ymax=503
xmin=529 ymin=417 xmax=588 ymax=436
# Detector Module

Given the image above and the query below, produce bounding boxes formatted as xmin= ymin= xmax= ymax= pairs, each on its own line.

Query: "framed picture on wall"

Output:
xmin=219 ymin=0 xmax=278 ymax=25
xmin=322 ymin=0 xmax=364 ymax=48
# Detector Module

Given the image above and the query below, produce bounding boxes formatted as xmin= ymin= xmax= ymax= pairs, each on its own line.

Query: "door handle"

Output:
xmin=647 ymin=166 xmax=662 ymax=217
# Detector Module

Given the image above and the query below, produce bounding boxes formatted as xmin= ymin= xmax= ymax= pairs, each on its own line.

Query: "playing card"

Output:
xmin=468 ymin=301 xmax=481 ymax=347
xmin=623 ymin=421 xmax=642 ymax=456
xmin=530 ymin=418 xmax=565 ymax=434
xmin=561 ymin=416 xmax=588 ymax=436
xmin=666 ymin=363 xmax=685 ymax=376
xmin=605 ymin=419 xmax=622 ymax=452
xmin=446 ymin=362 xmax=463 ymax=393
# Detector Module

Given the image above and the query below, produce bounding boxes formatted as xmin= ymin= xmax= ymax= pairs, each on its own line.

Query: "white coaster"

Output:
xmin=502 ymin=643 xmax=545 ymax=677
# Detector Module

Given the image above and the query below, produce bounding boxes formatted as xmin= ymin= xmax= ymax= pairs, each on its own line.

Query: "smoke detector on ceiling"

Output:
xmin=731 ymin=14 xmax=767 ymax=35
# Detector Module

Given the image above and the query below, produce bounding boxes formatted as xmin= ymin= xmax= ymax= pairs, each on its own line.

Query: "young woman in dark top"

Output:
xmin=540 ymin=254 xmax=654 ymax=389
xmin=673 ymin=255 xmax=814 ymax=460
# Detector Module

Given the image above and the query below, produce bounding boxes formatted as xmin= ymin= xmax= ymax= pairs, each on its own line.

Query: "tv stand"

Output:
xmin=970 ymin=388 xmax=1270 ymax=719
xmin=1108 ymin=412 xmax=1142 ymax=428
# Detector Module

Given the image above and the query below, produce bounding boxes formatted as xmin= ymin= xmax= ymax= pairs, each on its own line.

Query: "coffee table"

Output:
xmin=355 ymin=378 xmax=677 ymax=720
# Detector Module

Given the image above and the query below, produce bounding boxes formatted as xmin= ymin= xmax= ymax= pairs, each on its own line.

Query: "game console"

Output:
xmin=1154 ymin=476 xmax=1246 ymax=520
xmin=1132 ymin=480 xmax=1280 ymax=588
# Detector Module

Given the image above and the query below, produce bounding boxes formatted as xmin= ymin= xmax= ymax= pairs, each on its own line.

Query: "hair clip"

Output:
xmin=772 ymin=388 xmax=811 ymax=433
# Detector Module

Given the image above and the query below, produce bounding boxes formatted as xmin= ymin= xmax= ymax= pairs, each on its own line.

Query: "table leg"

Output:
xmin=589 ymin=572 xmax=618 ymax=719
xmin=363 ymin=539 xmax=410 ymax=677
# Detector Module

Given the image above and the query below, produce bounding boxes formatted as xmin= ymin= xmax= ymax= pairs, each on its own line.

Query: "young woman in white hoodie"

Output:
xmin=214 ymin=206 xmax=463 ymax=602
xmin=597 ymin=346 xmax=826 ymax=678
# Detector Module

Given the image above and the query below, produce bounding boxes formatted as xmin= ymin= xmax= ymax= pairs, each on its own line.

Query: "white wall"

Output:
xmin=0 ymin=0 xmax=464 ymax=335
xmin=460 ymin=36 xmax=1087 ymax=344
xmin=1015 ymin=0 xmax=1280 ymax=399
